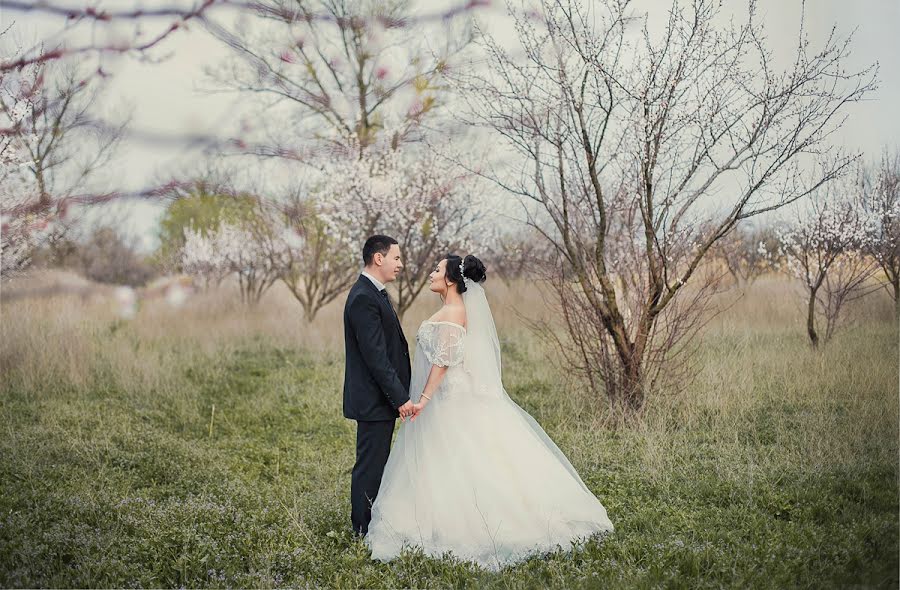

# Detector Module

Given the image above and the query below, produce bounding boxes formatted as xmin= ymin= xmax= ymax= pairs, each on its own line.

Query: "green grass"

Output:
xmin=0 ymin=299 xmax=897 ymax=588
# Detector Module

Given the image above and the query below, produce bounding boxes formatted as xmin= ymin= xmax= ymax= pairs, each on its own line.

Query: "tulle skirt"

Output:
xmin=364 ymin=383 xmax=614 ymax=571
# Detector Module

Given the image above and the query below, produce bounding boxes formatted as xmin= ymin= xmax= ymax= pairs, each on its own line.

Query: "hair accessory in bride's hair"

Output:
xmin=459 ymin=259 xmax=468 ymax=287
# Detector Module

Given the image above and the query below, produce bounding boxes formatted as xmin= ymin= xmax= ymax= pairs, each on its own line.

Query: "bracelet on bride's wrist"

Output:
xmin=421 ymin=394 xmax=431 ymax=401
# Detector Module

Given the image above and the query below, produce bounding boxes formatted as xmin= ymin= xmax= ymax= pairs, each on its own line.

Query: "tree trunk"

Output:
xmin=620 ymin=356 xmax=646 ymax=414
xmin=892 ymin=275 xmax=900 ymax=318
xmin=806 ymin=285 xmax=820 ymax=348
xmin=607 ymin=315 xmax=647 ymax=414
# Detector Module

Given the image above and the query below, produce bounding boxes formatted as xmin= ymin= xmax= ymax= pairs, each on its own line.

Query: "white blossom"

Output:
xmin=179 ymin=217 xmax=287 ymax=304
xmin=114 ymin=286 xmax=138 ymax=319
xmin=0 ymin=93 xmax=44 ymax=280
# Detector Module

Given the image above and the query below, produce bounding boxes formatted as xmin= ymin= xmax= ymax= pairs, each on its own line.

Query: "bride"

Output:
xmin=364 ymin=254 xmax=613 ymax=571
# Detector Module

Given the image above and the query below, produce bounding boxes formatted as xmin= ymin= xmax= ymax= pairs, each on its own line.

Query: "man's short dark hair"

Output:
xmin=363 ymin=235 xmax=398 ymax=266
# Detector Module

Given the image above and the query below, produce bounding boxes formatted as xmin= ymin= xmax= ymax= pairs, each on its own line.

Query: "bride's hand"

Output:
xmin=409 ymin=401 xmax=426 ymax=421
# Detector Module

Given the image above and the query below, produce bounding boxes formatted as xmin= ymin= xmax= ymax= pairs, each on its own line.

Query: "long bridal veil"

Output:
xmin=461 ymin=280 xmax=598 ymax=492
xmin=461 ymin=281 xmax=503 ymax=397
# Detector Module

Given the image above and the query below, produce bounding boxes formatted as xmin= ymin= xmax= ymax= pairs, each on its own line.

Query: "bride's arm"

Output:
xmin=413 ymin=365 xmax=448 ymax=414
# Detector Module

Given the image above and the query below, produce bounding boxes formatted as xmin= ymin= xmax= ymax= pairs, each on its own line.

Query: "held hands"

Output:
xmin=398 ymin=398 xmax=429 ymax=422
xmin=398 ymin=400 xmax=418 ymax=422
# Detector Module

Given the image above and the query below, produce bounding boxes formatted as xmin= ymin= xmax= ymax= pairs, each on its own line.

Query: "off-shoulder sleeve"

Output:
xmin=421 ymin=323 xmax=465 ymax=367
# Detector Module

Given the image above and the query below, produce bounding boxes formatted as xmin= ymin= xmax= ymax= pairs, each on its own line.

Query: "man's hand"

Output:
xmin=398 ymin=400 xmax=415 ymax=421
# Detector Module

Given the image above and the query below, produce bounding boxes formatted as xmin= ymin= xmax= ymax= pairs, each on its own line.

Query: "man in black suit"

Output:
xmin=343 ymin=235 xmax=416 ymax=536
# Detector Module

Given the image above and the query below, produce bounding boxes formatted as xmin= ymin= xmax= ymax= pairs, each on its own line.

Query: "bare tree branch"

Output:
xmin=451 ymin=0 xmax=876 ymax=414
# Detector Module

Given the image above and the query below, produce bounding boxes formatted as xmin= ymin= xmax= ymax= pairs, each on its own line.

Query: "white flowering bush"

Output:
xmin=180 ymin=211 xmax=287 ymax=305
xmin=180 ymin=225 xmax=232 ymax=289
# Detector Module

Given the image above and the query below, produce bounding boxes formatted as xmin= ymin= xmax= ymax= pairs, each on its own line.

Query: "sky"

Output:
xmin=3 ymin=0 xmax=899 ymax=252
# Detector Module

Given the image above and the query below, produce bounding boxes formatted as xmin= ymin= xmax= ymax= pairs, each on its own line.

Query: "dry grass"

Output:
xmin=1 ymin=272 xmax=545 ymax=395
xmin=2 ymin=270 xmax=895 ymax=429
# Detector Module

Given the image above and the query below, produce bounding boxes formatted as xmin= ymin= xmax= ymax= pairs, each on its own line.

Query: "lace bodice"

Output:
xmin=416 ymin=321 xmax=466 ymax=367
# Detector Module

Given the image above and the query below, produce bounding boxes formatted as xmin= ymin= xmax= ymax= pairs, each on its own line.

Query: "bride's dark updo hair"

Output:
xmin=444 ymin=254 xmax=487 ymax=294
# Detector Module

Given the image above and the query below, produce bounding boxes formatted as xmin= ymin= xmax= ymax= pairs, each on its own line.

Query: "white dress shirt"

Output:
xmin=361 ymin=270 xmax=386 ymax=292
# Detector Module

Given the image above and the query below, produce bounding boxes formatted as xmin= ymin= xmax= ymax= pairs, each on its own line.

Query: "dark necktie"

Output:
xmin=379 ymin=289 xmax=397 ymax=317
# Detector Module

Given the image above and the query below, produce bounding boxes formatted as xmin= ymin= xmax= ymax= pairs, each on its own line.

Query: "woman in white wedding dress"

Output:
xmin=364 ymin=254 xmax=613 ymax=571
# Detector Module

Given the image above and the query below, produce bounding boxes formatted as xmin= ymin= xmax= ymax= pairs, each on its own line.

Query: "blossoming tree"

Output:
xmin=859 ymin=152 xmax=900 ymax=315
xmin=454 ymin=0 xmax=876 ymax=413
xmin=1 ymin=53 xmax=127 ymax=281
xmin=180 ymin=200 xmax=286 ymax=306
xmin=775 ymin=182 xmax=880 ymax=347
xmin=260 ymin=192 xmax=359 ymax=322
xmin=313 ymin=145 xmax=483 ymax=319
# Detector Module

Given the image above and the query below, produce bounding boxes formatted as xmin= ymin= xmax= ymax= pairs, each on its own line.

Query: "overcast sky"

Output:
xmin=4 ymin=0 xmax=898 ymax=251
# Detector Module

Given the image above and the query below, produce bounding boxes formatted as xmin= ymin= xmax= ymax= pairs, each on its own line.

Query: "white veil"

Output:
xmin=461 ymin=277 xmax=591 ymax=487
xmin=461 ymin=280 xmax=505 ymax=398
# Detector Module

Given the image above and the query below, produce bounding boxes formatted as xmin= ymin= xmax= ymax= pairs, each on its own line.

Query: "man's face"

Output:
xmin=378 ymin=244 xmax=404 ymax=283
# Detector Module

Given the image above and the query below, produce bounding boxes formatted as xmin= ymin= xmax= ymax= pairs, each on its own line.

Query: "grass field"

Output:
xmin=1 ymin=273 xmax=897 ymax=588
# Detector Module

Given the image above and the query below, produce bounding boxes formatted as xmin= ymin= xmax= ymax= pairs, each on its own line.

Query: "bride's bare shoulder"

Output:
xmin=431 ymin=304 xmax=467 ymax=328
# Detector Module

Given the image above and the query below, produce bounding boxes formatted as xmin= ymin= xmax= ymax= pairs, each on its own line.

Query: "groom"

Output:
xmin=343 ymin=234 xmax=416 ymax=536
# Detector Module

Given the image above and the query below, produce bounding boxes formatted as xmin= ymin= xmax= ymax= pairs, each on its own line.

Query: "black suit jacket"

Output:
xmin=343 ymin=275 xmax=411 ymax=421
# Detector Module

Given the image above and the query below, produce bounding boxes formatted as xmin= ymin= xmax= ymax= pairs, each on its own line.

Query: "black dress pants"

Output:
xmin=351 ymin=419 xmax=395 ymax=535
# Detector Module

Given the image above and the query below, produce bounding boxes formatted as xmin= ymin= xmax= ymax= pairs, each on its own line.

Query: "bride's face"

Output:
xmin=428 ymin=259 xmax=449 ymax=295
